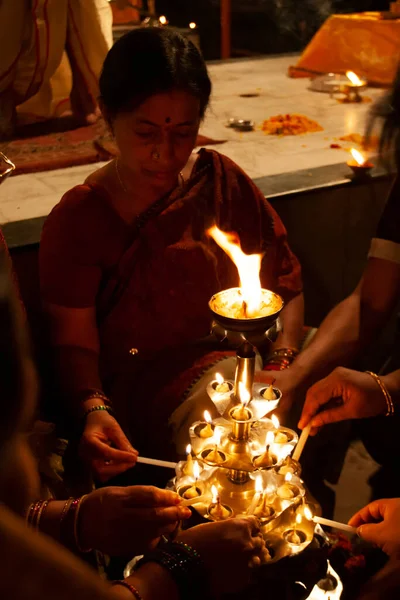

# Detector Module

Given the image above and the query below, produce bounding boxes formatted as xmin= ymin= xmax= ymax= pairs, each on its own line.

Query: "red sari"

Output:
xmin=40 ymin=149 xmax=302 ymax=456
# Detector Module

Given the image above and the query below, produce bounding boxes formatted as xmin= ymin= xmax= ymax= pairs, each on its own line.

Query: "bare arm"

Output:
xmin=45 ymin=303 xmax=137 ymax=479
xmin=290 ymin=257 xmax=400 ymax=387
xmin=273 ymin=292 xmax=304 ymax=351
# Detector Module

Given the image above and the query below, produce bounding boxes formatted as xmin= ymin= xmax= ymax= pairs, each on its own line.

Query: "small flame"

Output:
xmin=207 ymin=225 xmax=262 ymax=317
xmin=211 ymin=484 xmax=219 ymax=504
xmin=266 ymin=431 xmax=275 ymax=446
xmin=255 ymin=474 xmax=263 ymax=494
xmin=346 ymin=71 xmax=363 ymax=86
xmin=189 ymin=21 xmax=197 ymax=29
xmin=215 ymin=372 xmax=224 ymax=385
xmin=350 ymin=148 xmax=366 ymax=166
xmin=285 ymin=472 xmax=293 ymax=483
xmin=271 ymin=414 xmax=280 ymax=429
xmin=186 ymin=444 xmax=192 ymax=456
xmin=204 ymin=410 xmax=212 ymax=424
xmin=238 ymin=382 xmax=251 ymax=406
xmin=159 ymin=15 xmax=168 ymax=25
xmin=193 ymin=461 xmax=200 ymax=480
xmin=303 ymin=506 xmax=313 ymax=521
xmin=213 ymin=428 xmax=222 ymax=446
xmin=296 ymin=514 xmax=303 ymax=525
xmin=266 ymin=484 xmax=276 ymax=496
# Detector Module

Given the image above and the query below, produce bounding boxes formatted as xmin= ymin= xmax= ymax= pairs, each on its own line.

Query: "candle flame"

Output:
xmin=213 ymin=428 xmax=222 ymax=446
xmin=159 ymin=15 xmax=168 ymax=25
xmin=346 ymin=71 xmax=363 ymax=86
xmin=350 ymin=148 xmax=366 ymax=166
xmin=207 ymin=225 xmax=262 ymax=317
xmin=296 ymin=514 xmax=303 ymax=525
xmin=285 ymin=472 xmax=293 ymax=483
xmin=211 ymin=484 xmax=219 ymax=503
xmin=215 ymin=372 xmax=224 ymax=385
xmin=303 ymin=506 xmax=313 ymax=521
xmin=189 ymin=21 xmax=197 ymax=29
xmin=266 ymin=484 xmax=276 ymax=495
xmin=255 ymin=474 xmax=263 ymax=493
xmin=266 ymin=431 xmax=275 ymax=446
xmin=186 ymin=444 xmax=192 ymax=456
xmin=238 ymin=381 xmax=251 ymax=406
xmin=204 ymin=410 xmax=212 ymax=424
xmin=271 ymin=414 xmax=280 ymax=429
xmin=193 ymin=461 xmax=200 ymax=480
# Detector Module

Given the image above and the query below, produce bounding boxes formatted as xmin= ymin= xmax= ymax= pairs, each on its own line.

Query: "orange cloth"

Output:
xmin=289 ymin=12 xmax=400 ymax=87
xmin=111 ymin=3 xmax=142 ymax=25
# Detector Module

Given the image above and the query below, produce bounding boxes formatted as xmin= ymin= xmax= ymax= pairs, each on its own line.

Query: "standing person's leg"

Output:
xmin=66 ymin=0 xmax=113 ymax=124
xmin=4 ymin=0 xmax=69 ymax=126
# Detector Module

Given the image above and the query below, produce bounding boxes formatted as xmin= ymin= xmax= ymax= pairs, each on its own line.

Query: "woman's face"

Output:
xmin=0 ymin=359 xmax=40 ymax=515
xmin=111 ymin=89 xmax=201 ymax=192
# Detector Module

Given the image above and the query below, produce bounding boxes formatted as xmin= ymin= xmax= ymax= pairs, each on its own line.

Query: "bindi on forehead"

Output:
xmin=165 ymin=117 xmax=171 ymax=124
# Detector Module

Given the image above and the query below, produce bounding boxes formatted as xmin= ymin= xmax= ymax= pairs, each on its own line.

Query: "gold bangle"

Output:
xmin=365 ymin=371 xmax=395 ymax=417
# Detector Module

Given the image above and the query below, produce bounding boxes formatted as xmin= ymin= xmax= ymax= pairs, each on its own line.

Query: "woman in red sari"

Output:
xmin=40 ymin=28 xmax=304 ymax=482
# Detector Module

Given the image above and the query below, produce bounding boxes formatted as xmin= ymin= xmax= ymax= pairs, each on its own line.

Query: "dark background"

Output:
xmin=155 ymin=0 xmax=391 ymax=59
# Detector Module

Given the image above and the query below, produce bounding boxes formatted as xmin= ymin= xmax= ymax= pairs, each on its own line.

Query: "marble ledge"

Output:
xmin=1 ymin=160 xmax=394 ymax=251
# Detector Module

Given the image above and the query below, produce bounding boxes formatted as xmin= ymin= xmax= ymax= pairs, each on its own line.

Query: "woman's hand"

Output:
xmin=79 ymin=486 xmax=192 ymax=556
xmin=298 ymin=367 xmax=388 ymax=434
xmin=177 ymin=517 xmax=265 ymax=597
xmin=80 ymin=410 xmax=138 ymax=482
xmin=349 ymin=498 xmax=400 ymax=558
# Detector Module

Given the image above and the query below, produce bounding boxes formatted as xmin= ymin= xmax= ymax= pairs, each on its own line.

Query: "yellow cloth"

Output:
xmin=289 ymin=12 xmax=400 ymax=87
xmin=0 ymin=0 xmax=112 ymax=122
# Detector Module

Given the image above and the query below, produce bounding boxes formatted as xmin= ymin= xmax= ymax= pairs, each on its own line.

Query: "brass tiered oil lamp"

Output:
xmin=173 ymin=226 xmax=319 ymax=564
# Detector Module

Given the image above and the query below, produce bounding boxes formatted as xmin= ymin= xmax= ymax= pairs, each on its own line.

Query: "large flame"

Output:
xmin=207 ymin=225 xmax=262 ymax=316
xmin=346 ymin=71 xmax=363 ymax=86
xmin=350 ymin=148 xmax=366 ymax=166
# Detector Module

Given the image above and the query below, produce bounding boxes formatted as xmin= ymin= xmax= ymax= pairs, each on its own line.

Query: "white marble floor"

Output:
xmin=0 ymin=54 xmax=385 ymax=227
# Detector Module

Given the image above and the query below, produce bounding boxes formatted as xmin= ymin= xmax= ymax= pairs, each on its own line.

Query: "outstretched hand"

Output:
xmin=80 ymin=410 xmax=138 ymax=482
xmin=298 ymin=367 xmax=387 ymax=434
xmin=349 ymin=498 xmax=400 ymax=558
xmin=78 ymin=486 xmax=191 ymax=556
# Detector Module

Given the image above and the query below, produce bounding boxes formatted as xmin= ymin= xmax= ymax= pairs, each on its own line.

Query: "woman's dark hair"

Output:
xmin=0 ymin=250 xmax=29 ymax=462
xmin=366 ymin=64 xmax=400 ymax=167
xmin=100 ymin=28 xmax=211 ymax=120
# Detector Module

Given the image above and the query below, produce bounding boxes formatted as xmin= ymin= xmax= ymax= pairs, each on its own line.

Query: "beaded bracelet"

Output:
xmin=264 ymin=347 xmax=299 ymax=371
xmin=135 ymin=542 xmax=209 ymax=600
xmin=82 ymin=404 xmax=115 ymax=421
xmin=79 ymin=389 xmax=113 ymax=407
xmin=365 ymin=371 xmax=395 ymax=416
xmin=112 ymin=581 xmax=143 ymax=600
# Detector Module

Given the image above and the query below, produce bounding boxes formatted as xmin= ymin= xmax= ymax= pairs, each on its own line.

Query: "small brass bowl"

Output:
xmin=200 ymin=448 xmax=227 ymax=466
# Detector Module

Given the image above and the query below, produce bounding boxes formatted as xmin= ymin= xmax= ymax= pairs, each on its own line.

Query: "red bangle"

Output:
xmin=112 ymin=581 xmax=144 ymax=600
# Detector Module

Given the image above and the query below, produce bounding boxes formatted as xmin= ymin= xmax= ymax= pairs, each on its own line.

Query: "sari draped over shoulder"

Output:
xmin=40 ymin=149 xmax=302 ymax=456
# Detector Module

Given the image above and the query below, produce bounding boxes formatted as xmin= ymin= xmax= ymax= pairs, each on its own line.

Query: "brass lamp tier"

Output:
xmin=173 ymin=287 xmax=319 ymax=565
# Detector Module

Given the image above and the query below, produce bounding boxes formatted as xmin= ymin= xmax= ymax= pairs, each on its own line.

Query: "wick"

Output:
xmin=242 ymin=300 xmax=248 ymax=318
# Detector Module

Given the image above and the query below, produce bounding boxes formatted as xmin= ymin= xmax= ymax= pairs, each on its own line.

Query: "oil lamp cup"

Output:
xmin=200 ymin=447 xmax=227 ymax=466
xmin=229 ymin=406 xmax=253 ymax=441
xmin=252 ymin=456 xmax=278 ymax=470
xmin=207 ymin=502 xmax=234 ymax=521
xmin=177 ymin=482 xmax=205 ymax=502
xmin=283 ymin=528 xmax=308 ymax=546
xmin=189 ymin=421 xmax=216 ymax=454
xmin=209 ymin=287 xmax=284 ymax=338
